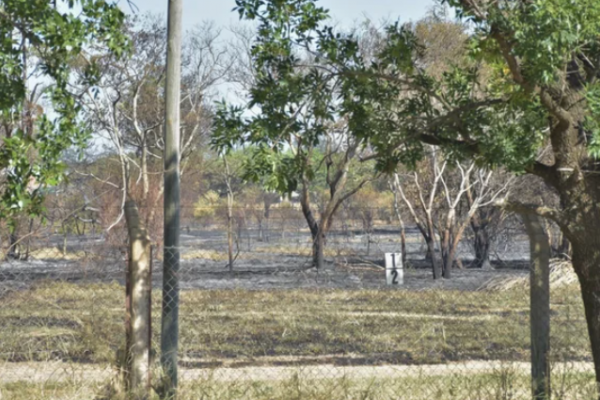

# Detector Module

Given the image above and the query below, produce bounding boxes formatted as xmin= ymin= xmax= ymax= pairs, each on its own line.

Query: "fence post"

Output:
xmin=162 ymin=0 xmax=183 ymax=396
xmin=522 ymin=213 xmax=551 ymax=400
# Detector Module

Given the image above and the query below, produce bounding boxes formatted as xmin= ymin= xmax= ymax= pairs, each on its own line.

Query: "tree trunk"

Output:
xmin=8 ymin=231 xmax=18 ymax=260
xmin=441 ymin=247 xmax=452 ymax=279
xmin=312 ymin=231 xmax=325 ymax=269
xmin=400 ymin=224 xmax=407 ymax=267
xmin=569 ymin=241 xmax=600 ymax=400
xmin=425 ymin=236 xmax=441 ymax=279
xmin=264 ymin=204 xmax=270 ymax=243
xmin=300 ymin=187 xmax=327 ymax=269
xmin=473 ymin=226 xmax=492 ymax=269
xmin=440 ymin=229 xmax=452 ymax=279
xmin=141 ymin=139 xmax=149 ymax=205
xmin=441 ymin=245 xmax=456 ymax=279
xmin=124 ymin=200 xmax=152 ymax=400
xmin=548 ymin=169 xmax=600 ymax=399
xmin=556 ymin=233 xmax=572 ymax=260
xmin=227 ymin=194 xmax=234 ymax=273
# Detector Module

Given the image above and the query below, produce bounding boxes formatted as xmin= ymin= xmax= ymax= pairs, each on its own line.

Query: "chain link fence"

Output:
xmin=0 ymin=206 xmax=593 ymax=399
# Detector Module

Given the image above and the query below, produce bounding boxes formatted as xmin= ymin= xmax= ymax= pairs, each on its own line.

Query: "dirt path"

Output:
xmin=0 ymin=360 xmax=592 ymax=384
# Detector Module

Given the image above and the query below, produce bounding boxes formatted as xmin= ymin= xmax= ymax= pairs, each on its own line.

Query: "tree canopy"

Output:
xmin=0 ymin=0 xmax=128 ymax=219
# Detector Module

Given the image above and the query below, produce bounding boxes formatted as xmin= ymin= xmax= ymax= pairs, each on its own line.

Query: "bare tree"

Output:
xmin=393 ymin=146 xmax=512 ymax=279
xmin=75 ymin=14 xmax=227 ymax=396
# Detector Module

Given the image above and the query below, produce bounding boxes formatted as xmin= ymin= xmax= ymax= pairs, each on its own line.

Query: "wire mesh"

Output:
xmin=0 ymin=206 xmax=593 ymax=399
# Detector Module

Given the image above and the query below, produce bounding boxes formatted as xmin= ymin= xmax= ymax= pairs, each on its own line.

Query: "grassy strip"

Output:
xmin=0 ymin=282 xmax=588 ymax=366
xmin=1 ymin=368 xmax=596 ymax=400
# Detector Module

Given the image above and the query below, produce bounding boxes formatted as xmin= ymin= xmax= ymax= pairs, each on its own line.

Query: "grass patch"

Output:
xmin=27 ymin=248 xmax=92 ymax=261
xmin=0 ymin=281 xmax=589 ymax=366
xmin=181 ymin=250 xmax=232 ymax=261
xmin=0 ymin=368 xmax=596 ymax=399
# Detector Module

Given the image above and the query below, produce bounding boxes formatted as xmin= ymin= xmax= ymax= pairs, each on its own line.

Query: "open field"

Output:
xmin=0 ymin=275 xmax=593 ymax=399
xmin=0 ymin=226 xmax=591 ymax=399
xmin=0 ymin=281 xmax=589 ymax=365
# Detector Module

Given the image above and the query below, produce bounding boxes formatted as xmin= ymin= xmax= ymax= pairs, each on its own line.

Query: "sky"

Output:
xmin=125 ymin=0 xmax=437 ymax=30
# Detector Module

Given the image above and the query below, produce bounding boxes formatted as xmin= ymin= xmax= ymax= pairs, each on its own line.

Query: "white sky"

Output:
xmin=124 ymin=0 xmax=436 ymax=30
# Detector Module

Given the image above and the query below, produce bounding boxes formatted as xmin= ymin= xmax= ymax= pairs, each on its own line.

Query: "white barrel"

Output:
xmin=385 ymin=253 xmax=403 ymax=285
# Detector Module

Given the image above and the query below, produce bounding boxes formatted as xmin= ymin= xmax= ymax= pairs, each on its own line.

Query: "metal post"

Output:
xmin=161 ymin=0 xmax=183 ymax=397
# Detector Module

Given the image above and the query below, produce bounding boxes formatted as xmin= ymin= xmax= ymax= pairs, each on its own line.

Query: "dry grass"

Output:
xmin=0 ymin=281 xmax=588 ymax=367
xmin=181 ymin=249 xmax=232 ymax=261
xmin=252 ymin=244 xmax=360 ymax=257
xmin=27 ymin=248 xmax=94 ymax=261
xmin=478 ymin=260 xmax=578 ymax=291
xmin=0 ymin=279 xmax=592 ymax=398
xmin=1 ymin=367 xmax=596 ymax=400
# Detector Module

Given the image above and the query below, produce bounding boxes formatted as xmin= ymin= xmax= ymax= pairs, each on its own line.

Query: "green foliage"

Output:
xmin=0 ymin=0 xmax=128 ymax=220
xmin=218 ymin=0 xmax=600 ymax=179
xmin=585 ymin=82 xmax=600 ymax=159
xmin=213 ymin=0 xmax=380 ymax=194
xmin=444 ymin=0 xmax=600 ymax=164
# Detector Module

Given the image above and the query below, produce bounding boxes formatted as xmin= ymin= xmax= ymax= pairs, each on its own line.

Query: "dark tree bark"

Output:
xmin=424 ymin=233 xmax=441 ymax=279
xmin=473 ymin=226 xmax=491 ymax=269
xmin=301 ymin=192 xmax=329 ymax=269
xmin=8 ymin=231 xmax=19 ymax=260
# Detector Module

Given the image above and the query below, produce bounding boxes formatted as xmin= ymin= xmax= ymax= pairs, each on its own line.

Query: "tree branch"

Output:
xmin=495 ymin=199 xmax=568 ymax=230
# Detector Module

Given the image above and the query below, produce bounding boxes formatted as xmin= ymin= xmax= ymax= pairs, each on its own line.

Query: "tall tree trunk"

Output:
xmin=161 ymin=0 xmax=183 ymax=396
xmin=569 ymin=240 xmax=600 ymax=399
xmin=124 ymin=200 xmax=152 ymax=400
xmin=391 ymin=193 xmax=408 ymax=267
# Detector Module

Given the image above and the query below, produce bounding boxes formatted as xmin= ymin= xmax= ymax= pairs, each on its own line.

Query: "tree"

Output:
xmin=214 ymin=7 xmax=384 ymax=269
xmin=0 ymin=0 xmax=127 ymax=220
xmin=238 ymin=185 xmax=280 ymax=243
xmin=232 ymin=0 xmax=600 ymax=392
xmin=221 ymin=0 xmax=600 ymax=390
xmin=78 ymin=15 xmax=224 ymax=240
xmin=392 ymin=146 xmax=510 ymax=278
xmin=416 ymin=1 xmax=600 ymax=390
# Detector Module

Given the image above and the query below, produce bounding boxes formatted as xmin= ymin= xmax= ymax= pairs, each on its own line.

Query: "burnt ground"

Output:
xmin=0 ymin=226 xmax=530 ymax=292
